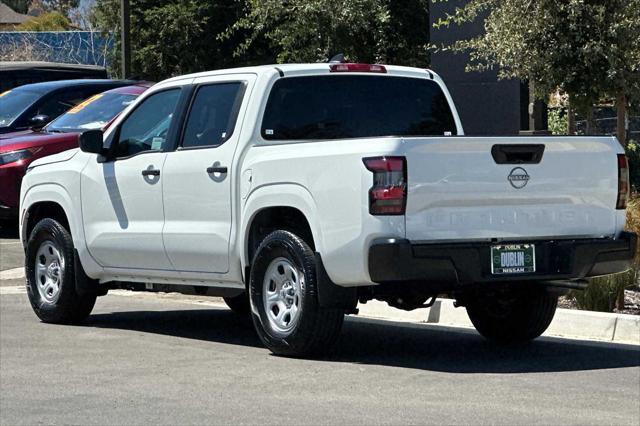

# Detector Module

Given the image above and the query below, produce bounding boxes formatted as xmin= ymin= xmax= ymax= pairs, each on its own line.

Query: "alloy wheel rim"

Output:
xmin=262 ymin=257 xmax=303 ymax=333
xmin=34 ymin=241 xmax=64 ymax=303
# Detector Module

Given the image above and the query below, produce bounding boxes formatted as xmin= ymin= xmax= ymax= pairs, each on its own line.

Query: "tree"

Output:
xmin=432 ymin=0 xmax=640 ymax=145
xmin=91 ymin=0 xmax=268 ymax=81
xmin=225 ymin=0 xmax=430 ymax=66
xmin=28 ymin=0 xmax=80 ymax=17
xmin=91 ymin=0 xmax=430 ymax=80
xmin=17 ymin=11 xmax=72 ymax=31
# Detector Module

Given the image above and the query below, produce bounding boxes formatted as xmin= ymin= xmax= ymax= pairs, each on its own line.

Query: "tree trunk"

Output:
xmin=616 ymin=287 xmax=626 ymax=311
xmin=586 ymin=106 xmax=596 ymax=135
xmin=567 ymin=102 xmax=576 ymax=135
xmin=616 ymin=91 xmax=627 ymax=147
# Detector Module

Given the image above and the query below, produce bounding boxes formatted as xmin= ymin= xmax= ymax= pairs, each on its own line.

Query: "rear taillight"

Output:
xmin=363 ymin=156 xmax=407 ymax=215
xmin=329 ymin=63 xmax=387 ymax=73
xmin=617 ymin=154 xmax=630 ymax=209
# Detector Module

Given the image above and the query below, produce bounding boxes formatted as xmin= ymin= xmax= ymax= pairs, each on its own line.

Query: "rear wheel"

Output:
xmin=465 ymin=287 xmax=558 ymax=343
xmin=25 ymin=218 xmax=96 ymax=324
xmin=249 ymin=230 xmax=344 ymax=357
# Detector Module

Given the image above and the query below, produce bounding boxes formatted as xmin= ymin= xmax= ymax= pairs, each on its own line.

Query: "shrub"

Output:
xmin=626 ymin=140 xmax=640 ymax=192
xmin=571 ymin=270 xmax=635 ymax=312
xmin=17 ymin=12 xmax=72 ymax=32
xmin=548 ymin=107 xmax=568 ymax=135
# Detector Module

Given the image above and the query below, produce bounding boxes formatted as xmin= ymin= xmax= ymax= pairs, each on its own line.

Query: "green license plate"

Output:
xmin=491 ymin=244 xmax=536 ymax=274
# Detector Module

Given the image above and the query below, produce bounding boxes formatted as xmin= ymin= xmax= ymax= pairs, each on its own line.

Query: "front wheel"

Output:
xmin=249 ymin=230 xmax=344 ymax=357
xmin=25 ymin=218 xmax=96 ymax=324
xmin=465 ymin=287 xmax=558 ymax=343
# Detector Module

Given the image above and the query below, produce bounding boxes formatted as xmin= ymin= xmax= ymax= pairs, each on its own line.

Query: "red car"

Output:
xmin=0 ymin=83 xmax=151 ymax=220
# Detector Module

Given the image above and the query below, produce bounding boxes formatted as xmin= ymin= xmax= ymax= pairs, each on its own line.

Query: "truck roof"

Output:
xmin=162 ymin=63 xmax=442 ymax=84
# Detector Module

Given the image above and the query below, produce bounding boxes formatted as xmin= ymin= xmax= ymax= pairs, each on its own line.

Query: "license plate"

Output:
xmin=491 ymin=244 xmax=536 ymax=274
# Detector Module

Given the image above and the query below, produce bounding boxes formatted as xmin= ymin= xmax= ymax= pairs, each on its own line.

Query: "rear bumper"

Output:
xmin=368 ymin=232 xmax=637 ymax=286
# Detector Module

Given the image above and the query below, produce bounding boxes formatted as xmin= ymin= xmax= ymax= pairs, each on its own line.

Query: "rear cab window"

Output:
xmin=261 ymin=75 xmax=457 ymax=140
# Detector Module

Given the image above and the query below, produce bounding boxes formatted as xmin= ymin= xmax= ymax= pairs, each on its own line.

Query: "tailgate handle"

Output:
xmin=491 ymin=144 xmax=545 ymax=164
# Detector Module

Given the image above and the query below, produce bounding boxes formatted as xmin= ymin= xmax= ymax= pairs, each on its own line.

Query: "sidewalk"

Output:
xmin=358 ymin=298 xmax=640 ymax=346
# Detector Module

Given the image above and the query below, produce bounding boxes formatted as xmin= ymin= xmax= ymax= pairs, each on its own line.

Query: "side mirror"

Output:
xmin=29 ymin=114 xmax=50 ymax=129
xmin=79 ymin=129 xmax=104 ymax=155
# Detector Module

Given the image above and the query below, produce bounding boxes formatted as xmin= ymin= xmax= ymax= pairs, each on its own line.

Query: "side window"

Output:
xmin=115 ymin=89 xmax=181 ymax=157
xmin=181 ymin=83 xmax=244 ymax=149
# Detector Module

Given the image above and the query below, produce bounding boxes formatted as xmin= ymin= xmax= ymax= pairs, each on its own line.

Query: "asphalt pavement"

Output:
xmin=1 ymin=221 xmax=640 ymax=425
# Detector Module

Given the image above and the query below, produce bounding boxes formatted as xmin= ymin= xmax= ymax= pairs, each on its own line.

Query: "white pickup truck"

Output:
xmin=20 ymin=62 xmax=636 ymax=356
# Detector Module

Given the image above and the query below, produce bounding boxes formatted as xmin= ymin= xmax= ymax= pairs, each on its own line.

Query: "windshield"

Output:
xmin=262 ymin=75 xmax=458 ymax=140
xmin=0 ymin=89 xmax=41 ymax=127
xmin=46 ymin=92 xmax=138 ymax=133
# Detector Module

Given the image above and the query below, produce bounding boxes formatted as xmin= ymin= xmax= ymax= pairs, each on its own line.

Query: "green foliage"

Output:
xmin=92 ymin=0 xmax=266 ymax=81
xmin=17 ymin=11 xmax=72 ymax=31
xmin=626 ymin=140 xmax=640 ymax=192
xmin=570 ymin=270 xmax=635 ymax=312
xmin=3 ymin=0 xmax=30 ymax=14
xmin=432 ymin=0 xmax=640 ymax=118
xmin=224 ymin=0 xmax=430 ymax=65
xmin=92 ymin=0 xmax=430 ymax=80
xmin=547 ymin=108 xmax=568 ymax=136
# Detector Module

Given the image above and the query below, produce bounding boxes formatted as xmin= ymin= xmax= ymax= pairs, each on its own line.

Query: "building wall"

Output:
xmin=430 ymin=0 xmax=528 ymax=135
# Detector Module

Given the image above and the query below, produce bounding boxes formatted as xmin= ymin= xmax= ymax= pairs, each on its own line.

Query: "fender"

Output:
xmin=239 ymin=182 xmax=324 ymax=276
xmin=239 ymin=183 xmax=357 ymax=309
xmin=21 ymin=183 xmax=103 ymax=279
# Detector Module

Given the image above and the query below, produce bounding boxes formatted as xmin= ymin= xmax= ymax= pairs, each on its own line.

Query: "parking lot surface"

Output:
xmin=1 ymin=223 xmax=639 ymax=425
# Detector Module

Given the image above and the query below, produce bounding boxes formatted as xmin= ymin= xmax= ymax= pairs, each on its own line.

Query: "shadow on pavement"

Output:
xmin=86 ymin=307 xmax=640 ymax=374
xmin=88 ymin=308 xmax=260 ymax=348
xmin=0 ymin=221 xmax=19 ymax=239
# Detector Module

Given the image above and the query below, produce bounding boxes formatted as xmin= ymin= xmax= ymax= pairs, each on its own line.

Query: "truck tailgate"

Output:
xmin=403 ymin=136 xmax=622 ymax=242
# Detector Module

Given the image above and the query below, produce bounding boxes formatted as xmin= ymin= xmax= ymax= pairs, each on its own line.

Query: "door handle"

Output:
xmin=206 ymin=166 xmax=228 ymax=174
xmin=141 ymin=169 xmax=160 ymax=177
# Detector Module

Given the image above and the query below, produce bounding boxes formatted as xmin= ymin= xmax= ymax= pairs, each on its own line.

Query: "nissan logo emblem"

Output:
xmin=508 ymin=167 xmax=530 ymax=189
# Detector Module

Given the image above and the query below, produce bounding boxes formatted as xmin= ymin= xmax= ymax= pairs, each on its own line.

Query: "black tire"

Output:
xmin=223 ymin=293 xmax=250 ymax=315
xmin=249 ymin=230 xmax=344 ymax=357
xmin=465 ymin=287 xmax=558 ymax=343
xmin=25 ymin=218 xmax=96 ymax=324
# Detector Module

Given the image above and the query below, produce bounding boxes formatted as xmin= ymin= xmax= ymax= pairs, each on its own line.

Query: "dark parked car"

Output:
xmin=0 ymin=79 xmax=136 ymax=135
xmin=0 ymin=61 xmax=108 ymax=92
xmin=0 ymin=83 xmax=151 ymax=220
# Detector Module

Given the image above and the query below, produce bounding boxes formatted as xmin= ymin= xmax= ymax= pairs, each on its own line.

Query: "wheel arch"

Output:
xmin=240 ymin=184 xmax=324 ymax=281
xmin=21 ymin=184 xmax=103 ymax=279
xmin=22 ymin=184 xmax=76 ymax=244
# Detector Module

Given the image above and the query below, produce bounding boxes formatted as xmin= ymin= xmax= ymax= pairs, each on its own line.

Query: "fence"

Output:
xmin=0 ymin=31 xmax=113 ymax=67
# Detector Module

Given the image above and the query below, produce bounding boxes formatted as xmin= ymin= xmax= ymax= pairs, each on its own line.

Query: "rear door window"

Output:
xmin=262 ymin=75 xmax=457 ymax=140
xmin=181 ymin=82 xmax=245 ymax=149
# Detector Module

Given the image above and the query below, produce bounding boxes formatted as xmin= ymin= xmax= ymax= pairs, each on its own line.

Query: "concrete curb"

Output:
xmin=357 ymin=299 xmax=640 ymax=346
